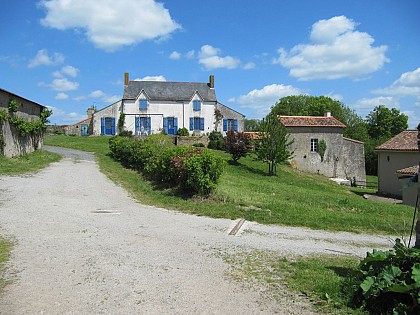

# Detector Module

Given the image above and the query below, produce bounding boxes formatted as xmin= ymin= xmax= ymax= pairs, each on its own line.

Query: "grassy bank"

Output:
xmin=0 ymin=150 xmax=61 ymax=175
xmin=44 ymin=135 xmax=412 ymax=235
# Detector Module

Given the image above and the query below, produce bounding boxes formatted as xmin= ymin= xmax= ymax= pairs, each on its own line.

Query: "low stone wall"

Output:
xmin=1 ymin=121 xmax=43 ymax=158
xmin=176 ymin=135 xmax=209 ymax=147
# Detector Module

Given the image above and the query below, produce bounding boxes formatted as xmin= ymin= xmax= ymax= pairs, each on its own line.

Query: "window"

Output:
xmin=223 ymin=119 xmax=238 ymax=131
xmin=135 ymin=116 xmax=151 ymax=135
xmin=189 ymin=117 xmax=204 ymax=131
xmin=193 ymin=100 xmax=201 ymax=111
xmin=139 ymin=99 xmax=148 ymax=110
xmin=310 ymin=138 xmax=318 ymax=152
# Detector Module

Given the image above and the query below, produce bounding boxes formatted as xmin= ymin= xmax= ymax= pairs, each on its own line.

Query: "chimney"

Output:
xmin=124 ymin=72 xmax=129 ymax=87
xmin=325 ymin=112 xmax=331 ymax=117
xmin=87 ymin=107 xmax=94 ymax=118
xmin=209 ymin=75 xmax=214 ymax=88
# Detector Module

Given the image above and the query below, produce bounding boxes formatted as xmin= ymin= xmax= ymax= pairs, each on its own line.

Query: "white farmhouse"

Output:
xmin=92 ymin=73 xmax=244 ymax=136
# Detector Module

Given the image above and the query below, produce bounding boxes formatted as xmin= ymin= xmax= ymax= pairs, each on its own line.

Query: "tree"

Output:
xmin=244 ymin=119 xmax=261 ymax=132
xmin=255 ymin=114 xmax=293 ymax=175
xmin=270 ymin=95 xmax=369 ymax=142
xmin=224 ymin=130 xmax=252 ymax=163
xmin=366 ymin=105 xmax=408 ymax=140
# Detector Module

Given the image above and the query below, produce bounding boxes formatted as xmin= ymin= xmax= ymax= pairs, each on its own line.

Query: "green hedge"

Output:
xmin=109 ymin=135 xmax=224 ymax=195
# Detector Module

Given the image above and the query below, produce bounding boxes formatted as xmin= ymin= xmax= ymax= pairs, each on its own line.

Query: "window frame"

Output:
xmin=310 ymin=138 xmax=318 ymax=152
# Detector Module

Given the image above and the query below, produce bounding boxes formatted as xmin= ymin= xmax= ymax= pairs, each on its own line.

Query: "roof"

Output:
xmin=123 ymin=81 xmax=217 ymax=102
xmin=0 ymin=88 xmax=45 ymax=109
xmin=66 ymin=117 xmax=92 ymax=127
xmin=279 ymin=115 xmax=346 ymax=128
xmin=343 ymin=137 xmax=364 ymax=144
xmin=376 ymin=130 xmax=419 ymax=151
xmin=396 ymin=165 xmax=419 ymax=176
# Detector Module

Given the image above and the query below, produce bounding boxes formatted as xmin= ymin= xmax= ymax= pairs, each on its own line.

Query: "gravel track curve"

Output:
xmin=0 ymin=146 xmax=394 ymax=314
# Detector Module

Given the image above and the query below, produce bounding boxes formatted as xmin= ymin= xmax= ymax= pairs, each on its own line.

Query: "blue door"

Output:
xmin=81 ymin=124 xmax=88 ymax=136
xmin=165 ymin=117 xmax=178 ymax=135
xmin=101 ymin=117 xmax=115 ymax=135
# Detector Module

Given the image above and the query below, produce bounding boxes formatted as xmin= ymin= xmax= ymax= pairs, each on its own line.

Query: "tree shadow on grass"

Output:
xmin=231 ymin=160 xmax=268 ymax=177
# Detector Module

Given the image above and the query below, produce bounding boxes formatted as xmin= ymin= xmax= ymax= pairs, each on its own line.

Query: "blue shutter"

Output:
xmin=135 ymin=117 xmax=139 ymax=135
xmin=147 ymin=117 xmax=151 ymax=134
xmin=101 ymin=117 xmax=105 ymax=135
xmin=189 ymin=117 xmax=193 ymax=130
xmin=223 ymin=119 xmax=227 ymax=131
xmin=174 ymin=117 xmax=178 ymax=134
xmin=163 ymin=117 xmax=168 ymax=134
xmin=234 ymin=119 xmax=238 ymax=131
xmin=140 ymin=100 xmax=147 ymax=110
xmin=193 ymin=100 xmax=201 ymax=111
xmin=200 ymin=118 xmax=205 ymax=131
xmin=111 ymin=118 xmax=116 ymax=135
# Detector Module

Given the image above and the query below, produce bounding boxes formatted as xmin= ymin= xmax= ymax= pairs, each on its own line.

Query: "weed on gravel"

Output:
xmin=0 ymin=237 xmax=13 ymax=291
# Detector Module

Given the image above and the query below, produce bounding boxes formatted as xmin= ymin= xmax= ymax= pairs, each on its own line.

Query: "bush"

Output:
xmin=119 ymin=130 xmax=132 ymax=137
xmin=224 ymin=130 xmax=252 ymax=162
xmin=193 ymin=142 xmax=205 ymax=147
xmin=352 ymin=239 xmax=420 ymax=314
xmin=144 ymin=133 xmax=174 ymax=147
xmin=207 ymin=131 xmax=224 ymax=150
xmin=177 ymin=127 xmax=189 ymax=136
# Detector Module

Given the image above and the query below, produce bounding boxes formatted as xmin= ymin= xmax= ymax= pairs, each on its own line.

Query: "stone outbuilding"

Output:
xmin=0 ymin=88 xmax=46 ymax=157
xmin=279 ymin=114 xmax=366 ymax=186
xmin=64 ymin=108 xmax=95 ymax=136
xmin=376 ymin=130 xmax=419 ymax=198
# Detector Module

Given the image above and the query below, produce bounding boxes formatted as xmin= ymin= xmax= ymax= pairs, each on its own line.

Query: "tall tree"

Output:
xmin=365 ymin=105 xmax=408 ymax=140
xmin=255 ymin=114 xmax=293 ymax=176
xmin=244 ymin=119 xmax=261 ymax=132
xmin=270 ymin=95 xmax=368 ymax=142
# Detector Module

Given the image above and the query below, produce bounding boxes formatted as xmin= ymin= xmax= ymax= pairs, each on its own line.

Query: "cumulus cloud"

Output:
xmin=230 ymin=84 xmax=303 ymax=118
xmin=274 ymin=16 xmax=389 ymax=80
xmin=103 ymin=95 xmax=121 ymax=103
xmin=47 ymin=106 xmax=86 ymax=125
xmin=351 ymin=96 xmax=396 ymax=119
xmin=50 ymin=78 xmax=79 ymax=91
xmin=28 ymin=49 xmax=64 ymax=68
xmin=373 ymin=67 xmax=420 ymax=97
xmin=198 ymin=45 xmax=240 ymax=70
xmin=55 ymin=92 xmax=69 ymax=100
xmin=39 ymin=0 xmax=181 ymax=51
xmin=89 ymin=90 xmax=105 ymax=98
xmin=134 ymin=75 xmax=167 ymax=81
xmin=169 ymin=51 xmax=181 ymax=60
xmin=243 ymin=62 xmax=256 ymax=70
xmin=53 ymin=65 xmax=79 ymax=78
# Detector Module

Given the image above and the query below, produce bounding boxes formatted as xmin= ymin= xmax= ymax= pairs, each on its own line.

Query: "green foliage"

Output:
xmin=255 ymin=114 xmax=293 ymax=175
xmin=177 ymin=127 xmax=189 ymax=136
xmin=352 ymin=239 xmax=420 ymax=314
xmin=244 ymin=119 xmax=261 ymax=132
xmin=366 ymin=105 xmax=408 ymax=140
xmin=8 ymin=100 xmax=19 ymax=113
xmin=207 ymin=131 xmax=224 ymax=150
xmin=318 ymin=139 xmax=327 ymax=162
xmin=0 ymin=150 xmax=61 ymax=175
xmin=108 ymin=136 xmax=224 ymax=195
xmin=117 ymin=112 xmax=125 ymax=134
xmin=224 ymin=130 xmax=252 ymax=162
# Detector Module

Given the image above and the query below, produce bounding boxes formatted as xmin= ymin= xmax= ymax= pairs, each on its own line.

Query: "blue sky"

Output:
xmin=1 ymin=0 xmax=419 ymax=128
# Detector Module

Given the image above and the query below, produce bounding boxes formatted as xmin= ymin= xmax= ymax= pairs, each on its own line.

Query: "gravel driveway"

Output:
xmin=0 ymin=146 xmax=394 ymax=314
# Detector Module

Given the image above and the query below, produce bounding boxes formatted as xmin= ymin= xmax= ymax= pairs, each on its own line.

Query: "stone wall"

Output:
xmin=1 ymin=121 xmax=43 ymax=157
xmin=215 ymin=103 xmax=245 ymax=134
xmin=176 ymin=136 xmax=209 ymax=147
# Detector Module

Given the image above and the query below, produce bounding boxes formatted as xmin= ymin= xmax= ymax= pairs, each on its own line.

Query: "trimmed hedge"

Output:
xmin=109 ymin=135 xmax=224 ymax=195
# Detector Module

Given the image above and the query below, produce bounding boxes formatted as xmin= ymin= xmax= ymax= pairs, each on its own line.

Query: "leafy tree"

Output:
xmin=224 ymin=130 xmax=251 ymax=162
xmin=244 ymin=119 xmax=261 ymax=132
xmin=208 ymin=131 xmax=224 ymax=150
xmin=270 ymin=95 xmax=368 ymax=142
xmin=366 ymin=105 xmax=408 ymax=140
xmin=255 ymin=114 xmax=293 ymax=175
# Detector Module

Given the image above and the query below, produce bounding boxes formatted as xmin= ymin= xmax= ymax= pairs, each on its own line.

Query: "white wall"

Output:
xmin=92 ymin=101 xmax=121 ymax=135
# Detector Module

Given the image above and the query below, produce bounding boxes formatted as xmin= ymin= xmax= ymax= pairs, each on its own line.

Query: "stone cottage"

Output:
xmin=0 ymin=88 xmax=46 ymax=157
xmin=92 ymin=73 xmax=245 ymax=136
xmin=279 ymin=114 xmax=366 ymax=186
xmin=64 ymin=107 xmax=95 ymax=136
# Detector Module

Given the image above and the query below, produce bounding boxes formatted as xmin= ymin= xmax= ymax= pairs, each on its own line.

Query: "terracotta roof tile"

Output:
xmin=279 ymin=115 xmax=346 ymax=128
xmin=243 ymin=132 xmax=261 ymax=140
xmin=376 ymin=130 xmax=419 ymax=151
xmin=396 ymin=165 xmax=419 ymax=175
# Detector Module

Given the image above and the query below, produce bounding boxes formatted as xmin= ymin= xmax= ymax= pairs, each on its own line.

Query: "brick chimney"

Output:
xmin=87 ymin=107 xmax=94 ymax=118
xmin=124 ymin=72 xmax=129 ymax=87
xmin=209 ymin=75 xmax=214 ymax=88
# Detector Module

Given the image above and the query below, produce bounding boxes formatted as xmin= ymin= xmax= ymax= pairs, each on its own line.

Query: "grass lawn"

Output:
xmin=44 ymin=135 xmax=413 ymax=235
xmin=0 ymin=150 xmax=61 ymax=175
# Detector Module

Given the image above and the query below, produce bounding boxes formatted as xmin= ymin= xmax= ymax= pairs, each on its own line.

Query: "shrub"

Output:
xmin=119 ymin=130 xmax=132 ymax=137
xmin=352 ymin=239 xmax=420 ymax=314
xmin=207 ymin=131 xmax=224 ymax=150
xmin=144 ymin=133 xmax=174 ymax=147
xmin=224 ymin=130 xmax=252 ymax=162
xmin=193 ymin=142 xmax=205 ymax=147
xmin=177 ymin=127 xmax=189 ymax=136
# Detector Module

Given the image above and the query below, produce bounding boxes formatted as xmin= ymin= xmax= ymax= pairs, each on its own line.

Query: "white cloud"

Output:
xmin=50 ymin=78 xmax=79 ymax=91
xmin=103 ymin=95 xmax=121 ymax=103
xmin=373 ymin=67 xmax=420 ymax=97
xmin=186 ymin=50 xmax=195 ymax=59
xmin=198 ymin=45 xmax=240 ymax=70
xmin=351 ymin=96 xmax=396 ymax=118
xmin=53 ymin=65 xmax=79 ymax=78
xmin=169 ymin=51 xmax=181 ymax=60
xmin=231 ymin=84 xmax=303 ymax=118
xmin=39 ymin=0 xmax=181 ymax=51
xmin=243 ymin=62 xmax=256 ymax=70
xmin=274 ymin=16 xmax=389 ymax=80
xmin=55 ymin=92 xmax=69 ymax=100
xmin=47 ymin=106 xmax=86 ymax=125
xmin=89 ymin=90 xmax=105 ymax=98
xmin=28 ymin=49 xmax=64 ymax=68
xmin=134 ymin=75 xmax=167 ymax=81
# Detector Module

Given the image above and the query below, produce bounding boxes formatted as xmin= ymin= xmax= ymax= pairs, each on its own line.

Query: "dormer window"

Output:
xmin=193 ymin=100 xmax=201 ymax=111
xmin=139 ymin=99 xmax=148 ymax=110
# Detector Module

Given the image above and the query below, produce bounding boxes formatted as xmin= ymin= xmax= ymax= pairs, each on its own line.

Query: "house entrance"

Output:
xmin=81 ymin=124 xmax=88 ymax=136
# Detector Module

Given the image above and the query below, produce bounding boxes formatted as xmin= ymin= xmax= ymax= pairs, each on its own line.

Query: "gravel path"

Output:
xmin=0 ymin=146 xmax=394 ymax=314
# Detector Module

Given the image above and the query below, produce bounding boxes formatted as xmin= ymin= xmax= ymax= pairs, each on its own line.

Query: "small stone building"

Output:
xmin=279 ymin=114 xmax=366 ymax=186
xmin=64 ymin=108 xmax=95 ymax=136
xmin=0 ymin=88 xmax=45 ymax=157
